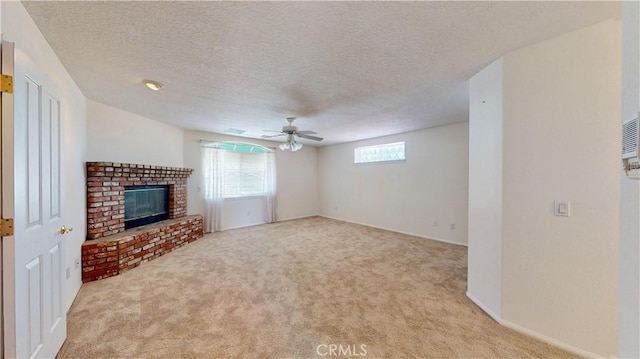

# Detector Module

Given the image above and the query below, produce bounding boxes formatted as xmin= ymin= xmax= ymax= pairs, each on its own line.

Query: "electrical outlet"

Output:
xmin=247 ymin=211 xmax=251 ymax=216
xmin=450 ymin=223 xmax=456 ymax=230
xmin=75 ymin=258 xmax=80 ymax=269
xmin=66 ymin=267 xmax=70 ymax=279
xmin=433 ymin=221 xmax=438 ymax=227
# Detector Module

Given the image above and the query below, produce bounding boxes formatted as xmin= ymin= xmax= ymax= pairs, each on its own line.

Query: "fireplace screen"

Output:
xmin=124 ymin=185 xmax=169 ymax=229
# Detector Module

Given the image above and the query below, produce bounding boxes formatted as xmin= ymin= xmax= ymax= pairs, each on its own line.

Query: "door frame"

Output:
xmin=1 ymin=40 xmax=15 ymax=359
xmin=0 ymin=38 xmax=4 ymax=359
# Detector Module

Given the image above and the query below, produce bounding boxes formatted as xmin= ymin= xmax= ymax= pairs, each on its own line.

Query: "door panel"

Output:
xmin=25 ymin=76 xmax=41 ymax=227
xmin=49 ymin=243 xmax=62 ymax=332
xmin=26 ymin=256 xmax=42 ymax=356
xmin=49 ymin=97 xmax=60 ymax=220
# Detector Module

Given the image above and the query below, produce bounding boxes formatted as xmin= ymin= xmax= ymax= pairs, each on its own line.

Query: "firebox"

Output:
xmin=124 ymin=185 xmax=169 ymax=229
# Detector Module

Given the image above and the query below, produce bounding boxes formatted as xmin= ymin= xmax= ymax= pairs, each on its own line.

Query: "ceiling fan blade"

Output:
xmin=297 ymin=130 xmax=317 ymax=135
xmin=261 ymin=133 xmax=286 ymax=139
xmin=297 ymin=133 xmax=324 ymax=141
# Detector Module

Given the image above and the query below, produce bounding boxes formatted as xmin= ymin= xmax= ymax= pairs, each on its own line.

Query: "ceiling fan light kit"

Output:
xmin=263 ymin=117 xmax=323 ymax=152
xmin=279 ymin=140 xmax=303 ymax=152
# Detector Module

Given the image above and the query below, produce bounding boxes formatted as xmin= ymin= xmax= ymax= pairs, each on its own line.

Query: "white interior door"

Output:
xmin=10 ymin=42 xmax=66 ymax=358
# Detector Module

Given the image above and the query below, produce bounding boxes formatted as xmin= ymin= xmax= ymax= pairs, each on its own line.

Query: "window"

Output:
xmin=203 ymin=142 xmax=273 ymax=199
xmin=215 ymin=142 xmax=267 ymax=154
xmin=223 ymin=151 xmax=265 ymax=198
xmin=202 ymin=142 xmax=277 ymax=231
xmin=354 ymin=142 xmax=405 ymax=164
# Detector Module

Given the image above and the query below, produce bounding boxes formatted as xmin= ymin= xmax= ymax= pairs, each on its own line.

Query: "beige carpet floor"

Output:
xmin=58 ymin=217 xmax=574 ymax=358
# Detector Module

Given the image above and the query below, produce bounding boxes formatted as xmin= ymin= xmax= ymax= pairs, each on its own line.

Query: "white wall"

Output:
xmin=274 ymin=144 xmax=319 ymax=221
xmin=2 ymin=2 xmax=87 ymax=312
xmin=183 ymin=130 xmax=318 ymax=230
xmin=501 ymin=20 xmax=621 ymax=357
xmin=86 ymin=100 xmax=183 ymax=167
xmin=467 ymin=58 xmax=503 ymax=320
xmin=318 ymin=122 xmax=469 ymax=246
xmin=619 ymin=2 xmax=640 ymax=357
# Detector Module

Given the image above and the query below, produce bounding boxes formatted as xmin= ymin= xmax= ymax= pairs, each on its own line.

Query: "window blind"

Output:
xmin=223 ymin=151 xmax=265 ymax=198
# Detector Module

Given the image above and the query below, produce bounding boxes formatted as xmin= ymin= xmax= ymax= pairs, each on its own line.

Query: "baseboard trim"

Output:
xmin=277 ymin=215 xmax=319 ymax=222
xmin=465 ymin=291 xmax=502 ymax=323
xmin=222 ymin=221 xmax=266 ymax=231
xmin=319 ymin=215 xmax=467 ymax=247
xmin=465 ymin=292 xmax=604 ymax=358
xmin=500 ymin=320 xmax=603 ymax=359
xmin=217 ymin=215 xmax=320 ymax=231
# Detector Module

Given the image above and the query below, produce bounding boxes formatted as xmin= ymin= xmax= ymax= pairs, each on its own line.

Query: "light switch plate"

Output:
xmin=554 ymin=200 xmax=570 ymax=217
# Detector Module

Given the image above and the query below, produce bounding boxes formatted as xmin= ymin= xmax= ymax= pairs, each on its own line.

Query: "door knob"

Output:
xmin=59 ymin=226 xmax=73 ymax=235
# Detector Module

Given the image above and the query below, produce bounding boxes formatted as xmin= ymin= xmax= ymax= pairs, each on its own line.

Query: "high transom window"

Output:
xmin=214 ymin=142 xmax=267 ymax=154
xmin=354 ymin=142 xmax=405 ymax=164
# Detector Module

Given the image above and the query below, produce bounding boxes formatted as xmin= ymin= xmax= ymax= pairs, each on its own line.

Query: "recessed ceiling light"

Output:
xmin=142 ymin=79 xmax=163 ymax=91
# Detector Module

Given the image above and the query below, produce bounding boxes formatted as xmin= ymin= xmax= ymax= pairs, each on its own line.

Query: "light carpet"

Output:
xmin=58 ymin=216 xmax=574 ymax=358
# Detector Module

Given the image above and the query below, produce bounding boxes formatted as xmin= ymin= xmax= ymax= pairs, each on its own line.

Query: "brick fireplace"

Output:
xmin=83 ymin=162 xmax=203 ymax=282
xmin=86 ymin=162 xmax=193 ymax=239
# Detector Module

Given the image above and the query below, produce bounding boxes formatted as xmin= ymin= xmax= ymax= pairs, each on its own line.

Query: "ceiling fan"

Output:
xmin=262 ymin=117 xmax=323 ymax=151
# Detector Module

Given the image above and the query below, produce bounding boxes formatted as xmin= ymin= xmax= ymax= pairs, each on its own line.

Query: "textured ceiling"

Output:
xmin=23 ymin=1 xmax=620 ymax=146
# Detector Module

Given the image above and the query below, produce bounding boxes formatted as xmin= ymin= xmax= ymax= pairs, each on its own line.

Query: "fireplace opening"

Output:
xmin=124 ymin=185 xmax=169 ymax=229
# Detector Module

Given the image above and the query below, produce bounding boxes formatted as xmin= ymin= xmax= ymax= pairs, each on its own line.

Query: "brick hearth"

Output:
xmin=83 ymin=161 xmax=203 ymax=282
xmin=82 ymin=215 xmax=203 ymax=282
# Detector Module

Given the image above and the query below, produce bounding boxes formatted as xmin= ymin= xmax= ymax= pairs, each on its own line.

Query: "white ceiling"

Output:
xmin=23 ymin=1 xmax=620 ymax=146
